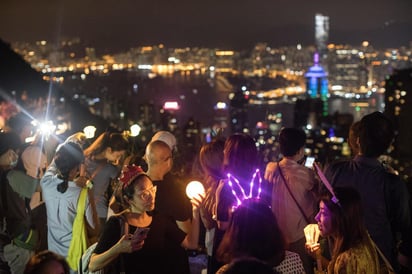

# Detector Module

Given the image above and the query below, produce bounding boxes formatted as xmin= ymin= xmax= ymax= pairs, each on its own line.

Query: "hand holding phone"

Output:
xmin=305 ymin=157 xmax=315 ymax=168
xmin=131 ymin=227 xmax=150 ymax=243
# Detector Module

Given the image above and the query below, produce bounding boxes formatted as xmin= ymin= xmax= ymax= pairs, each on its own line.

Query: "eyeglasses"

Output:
xmin=137 ymin=185 xmax=157 ymax=201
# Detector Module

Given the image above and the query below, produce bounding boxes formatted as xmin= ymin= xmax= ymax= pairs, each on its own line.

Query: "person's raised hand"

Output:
xmin=264 ymin=161 xmax=277 ymax=182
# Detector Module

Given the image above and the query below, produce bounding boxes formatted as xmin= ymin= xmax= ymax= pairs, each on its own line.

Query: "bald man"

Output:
xmin=145 ymin=140 xmax=193 ymax=274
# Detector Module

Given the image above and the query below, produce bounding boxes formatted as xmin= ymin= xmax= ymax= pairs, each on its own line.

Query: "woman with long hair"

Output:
xmin=198 ymin=138 xmax=226 ymax=273
xmin=216 ymin=199 xmax=304 ymax=273
xmin=313 ymin=187 xmax=381 ymax=273
xmin=83 ymin=131 xmax=129 ymax=233
xmin=213 ymin=133 xmax=265 ymax=273
xmin=216 ymin=133 xmax=261 ymax=231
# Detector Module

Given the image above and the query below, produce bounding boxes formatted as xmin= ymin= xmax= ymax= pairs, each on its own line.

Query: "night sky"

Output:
xmin=0 ymin=0 xmax=411 ymax=52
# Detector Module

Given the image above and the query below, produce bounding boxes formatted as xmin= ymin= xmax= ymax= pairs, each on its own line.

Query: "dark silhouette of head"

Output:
xmin=24 ymin=250 xmax=70 ymax=274
xmin=358 ymin=111 xmax=394 ymax=158
xmin=217 ymin=199 xmax=285 ymax=265
xmin=54 ymin=142 xmax=84 ymax=193
xmin=279 ymin=128 xmax=306 ymax=157
xmin=223 ymin=134 xmax=259 ymax=182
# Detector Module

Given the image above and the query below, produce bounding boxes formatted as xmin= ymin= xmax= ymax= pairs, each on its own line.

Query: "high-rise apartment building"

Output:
xmin=384 ymin=68 xmax=412 ymax=163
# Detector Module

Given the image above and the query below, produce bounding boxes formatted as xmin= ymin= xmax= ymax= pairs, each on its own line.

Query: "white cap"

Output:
xmin=150 ymin=131 xmax=177 ymax=151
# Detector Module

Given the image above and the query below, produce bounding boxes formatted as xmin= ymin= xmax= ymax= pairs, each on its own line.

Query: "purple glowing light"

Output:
xmin=226 ymin=169 xmax=262 ymax=209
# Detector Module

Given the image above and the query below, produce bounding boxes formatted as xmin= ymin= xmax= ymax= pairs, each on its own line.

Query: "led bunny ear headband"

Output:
xmin=226 ymin=169 xmax=262 ymax=209
xmin=313 ymin=162 xmax=340 ymax=206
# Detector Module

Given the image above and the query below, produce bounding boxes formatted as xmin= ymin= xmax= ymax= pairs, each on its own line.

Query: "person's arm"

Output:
xmin=181 ymin=195 xmax=203 ymax=249
xmin=215 ymin=182 xmax=232 ymax=231
xmin=199 ymin=201 xmax=215 ymax=230
xmin=89 ymin=218 xmax=144 ymax=272
xmin=89 ymin=234 xmax=133 ymax=271
xmin=85 ymin=188 xmax=100 ymax=238
xmin=76 ymin=167 xmax=100 ymax=236
xmin=177 ymin=219 xmax=191 ymax=234
xmin=264 ymin=161 xmax=277 ymax=182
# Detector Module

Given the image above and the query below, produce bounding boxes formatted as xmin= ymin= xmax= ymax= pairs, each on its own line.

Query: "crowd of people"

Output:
xmin=0 ymin=110 xmax=411 ymax=274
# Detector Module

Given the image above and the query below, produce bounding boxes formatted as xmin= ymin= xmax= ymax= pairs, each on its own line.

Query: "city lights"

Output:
xmin=163 ymin=101 xmax=180 ymax=110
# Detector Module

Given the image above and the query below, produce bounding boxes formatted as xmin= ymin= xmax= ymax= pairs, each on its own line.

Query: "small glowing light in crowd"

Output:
xmin=304 ymin=224 xmax=320 ymax=249
xmin=38 ymin=121 xmax=56 ymax=136
xmin=138 ymin=64 xmax=153 ymax=70
xmin=83 ymin=125 xmax=97 ymax=139
xmin=186 ymin=181 xmax=205 ymax=200
xmin=164 ymin=101 xmax=180 ymax=110
xmin=130 ymin=124 xmax=141 ymax=137
xmin=55 ymin=122 xmax=69 ymax=135
xmin=215 ymin=102 xmax=227 ymax=109
xmin=209 ymin=66 xmax=215 ymax=71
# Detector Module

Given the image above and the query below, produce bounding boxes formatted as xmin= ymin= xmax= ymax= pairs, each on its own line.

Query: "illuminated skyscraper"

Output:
xmin=303 ymin=52 xmax=329 ymax=124
xmin=305 ymin=53 xmax=328 ymax=100
xmin=315 ymin=13 xmax=329 ymax=65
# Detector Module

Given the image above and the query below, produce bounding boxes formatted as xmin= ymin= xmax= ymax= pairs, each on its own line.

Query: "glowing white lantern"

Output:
xmin=130 ymin=124 xmax=141 ymax=137
xmin=185 ymin=181 xmax=205 ymax=200
xmin=83 ymin=125 xmax=97 ymax=139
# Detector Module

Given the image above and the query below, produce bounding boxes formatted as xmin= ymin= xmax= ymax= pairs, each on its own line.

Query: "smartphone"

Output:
xmin=305 ymin=157 xmax=315 ymax=168
xmin=131 ymin=227 xmax=150 ymax=242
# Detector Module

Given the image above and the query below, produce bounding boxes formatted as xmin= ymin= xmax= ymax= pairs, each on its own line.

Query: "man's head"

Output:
xmin=21 ymin=146 xmax=48 ymax=178
xmin=145 ymin=140 xmax=173 ymax=179
xmin=150 ymin=131 xmax=177 ymax=152
xmin=278 ymin=128 xmax=306 ymax=157
xmin=358 ymin=111 xmax=394 ymax=158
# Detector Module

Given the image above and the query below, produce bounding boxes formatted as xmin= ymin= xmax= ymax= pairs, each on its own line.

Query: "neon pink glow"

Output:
xmin=163 ymin=101 xmax=180 ymax=110
xmin=226 ymin=169 xmax=262 ymax=209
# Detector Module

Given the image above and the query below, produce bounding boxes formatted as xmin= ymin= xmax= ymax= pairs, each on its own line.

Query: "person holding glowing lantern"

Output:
xmin=197 ymin=138 xmax=225 ymax=274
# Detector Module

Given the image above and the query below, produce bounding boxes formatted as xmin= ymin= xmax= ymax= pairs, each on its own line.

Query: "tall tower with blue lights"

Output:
xmin=304 ymin=52 xmax=329 ymax=116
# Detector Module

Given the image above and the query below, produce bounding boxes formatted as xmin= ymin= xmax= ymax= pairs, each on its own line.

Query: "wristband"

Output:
xmin=86 ymin=179 xmax=94 ymax=189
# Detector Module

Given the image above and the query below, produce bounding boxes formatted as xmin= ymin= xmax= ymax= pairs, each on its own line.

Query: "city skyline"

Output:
xmin=1 ymin=0 xmax=411 ymax=53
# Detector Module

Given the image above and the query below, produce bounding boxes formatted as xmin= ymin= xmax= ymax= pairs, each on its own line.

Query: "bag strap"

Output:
xmin=370 ymin=237 xmax=395 ymax=273
xmin=277 ymin=164 xmax=311 ymax=224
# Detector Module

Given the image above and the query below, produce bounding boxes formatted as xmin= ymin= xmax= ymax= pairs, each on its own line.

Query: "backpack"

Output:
xmin=79 ymin=216 xmax=128 ymax=274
